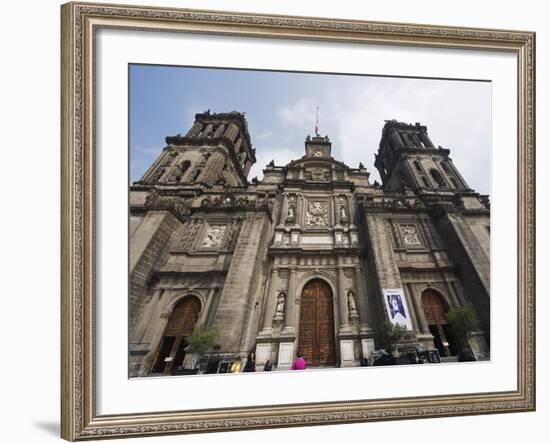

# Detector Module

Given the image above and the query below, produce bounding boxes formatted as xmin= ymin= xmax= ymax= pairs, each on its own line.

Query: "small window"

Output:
xmin=413 ymin=160 xmax=422 ymax=172
xmin=421 ymin=176 xmax=430 ymax=188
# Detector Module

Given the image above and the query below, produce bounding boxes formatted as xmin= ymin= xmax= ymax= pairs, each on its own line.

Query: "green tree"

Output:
xmin=382 ymin=321 xmax=406 ymax=356
xmin=184 ymin=325 xmax=219 ymax=370
xmin=446 ymin=305 xmax=480 ymax=350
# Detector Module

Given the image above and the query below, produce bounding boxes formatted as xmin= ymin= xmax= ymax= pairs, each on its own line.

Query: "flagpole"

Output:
xmin=315 ymin=106 xmax=319 ymax=136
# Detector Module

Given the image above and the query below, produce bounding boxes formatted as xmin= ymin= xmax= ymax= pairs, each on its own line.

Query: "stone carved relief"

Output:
xmin=305 ymin=167 xmax=330 ymax=181
xmin=400 ymin=224 xmax=422 ymax=246
xmin=306 ymin=201 xmax=329 ymax=227
xmin=179 ymin=219 xmax=203 ymax=250
xmin=347 ymin=290 xmax=358 ymax=318
xmin=201 ymin=225 xmax=226 ymax=248
xmin=226 ymin=220 xmax=242 ymax=250
xmin=286 ymin=205 xmax=295 ymax=223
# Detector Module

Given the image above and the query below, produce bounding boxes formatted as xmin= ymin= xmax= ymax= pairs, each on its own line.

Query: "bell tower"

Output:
xmin=137 ymin=110 xmax=256 ymax=187
xmin=304 ymin=134 xmax=332 ymax=159
xmin=374 ymin=120 xmax=471 ymax=193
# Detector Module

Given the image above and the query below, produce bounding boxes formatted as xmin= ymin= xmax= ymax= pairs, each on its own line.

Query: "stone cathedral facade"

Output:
xmin=129 ymin=111 xmax=490 ymax=377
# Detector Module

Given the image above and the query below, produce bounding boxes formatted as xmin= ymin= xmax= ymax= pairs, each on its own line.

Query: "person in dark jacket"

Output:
xmin=243 ymin=352 xmax=256 ymax=372
xmin=263 ymin=360 xmax=273 ymax=371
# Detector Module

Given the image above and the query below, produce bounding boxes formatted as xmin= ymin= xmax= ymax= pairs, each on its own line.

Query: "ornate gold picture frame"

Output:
xmin=61 ymin=1 xmax=535 ymax=440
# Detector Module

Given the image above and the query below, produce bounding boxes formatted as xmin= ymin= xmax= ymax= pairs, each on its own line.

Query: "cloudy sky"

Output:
xmin=130 ymin=64 xmax=491 ymax=195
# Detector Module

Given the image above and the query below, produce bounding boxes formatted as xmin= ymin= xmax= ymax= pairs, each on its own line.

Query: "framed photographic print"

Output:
xmin=61 ymin=1 xmax=536 ymax=440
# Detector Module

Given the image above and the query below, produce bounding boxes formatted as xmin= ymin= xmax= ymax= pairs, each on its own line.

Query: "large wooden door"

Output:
xmin=421 ymin=290 xmax=457 ymax=357
xmin=298 ymin=279 xmax=336 ymax=366
xmin=151 ymin=296 xmax=201 ymax=374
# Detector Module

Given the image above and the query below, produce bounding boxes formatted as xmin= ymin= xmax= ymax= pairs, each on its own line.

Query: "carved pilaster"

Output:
xmin=283 ymin=268 xmax=297 ymax=334
xmin=408 ymin=283 xmax=429 ymax=334
xmin=337 ymin=267 xmax=350 ymax=331
xmin=260 ymin=269 xmax=279 ymax=333
xmin=333 ymin=195 xmax=341 ymax=225
xmin=354 ymin=267 xmax=373 ymax=334
xmin=402 ymin=283 xmax=420 ymax=332
xmin=347 ymin=194 xmax=355 ymax=225
xmin=296 ymin=193 xmax=304 ymax=225
xmin=185 ymin=121 xmax=203 ymax=137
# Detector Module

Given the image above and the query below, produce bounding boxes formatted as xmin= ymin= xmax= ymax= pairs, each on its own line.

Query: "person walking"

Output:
xmin=229 ymin=356 xmax=242 ymax=373
xmin=263 ymin=360 xmax=273 ymax=371
xmin=243 ymin=352 xmax=256 ymax=372
xmin=291 ymin=352 xmax=307 ymax=370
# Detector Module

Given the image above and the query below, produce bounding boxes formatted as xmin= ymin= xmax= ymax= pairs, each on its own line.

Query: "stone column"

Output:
xmin=260 ymin=269 xmax=279 ymax=333
xmin=402 ymin=284 xmax=420 ymax=331
xmin=407 ymin=283 xmax=429 ymax=334
xmin=337 ymin=267 xmax=350 ymax=331
xmin=134 ymin=288 xmax=164 ymax=343
xmin=185 ymin=121 xmax=203 ymax=137
xmin=224 ymin=123 xmax=240 ymax=142
xmin=333 ymin=195 xmax=341 ymax=225
xmin=283 ymin=268 xmax=297 ymax=334
xmin=451 ymin=280 xmax=468 ymax=306
xmin=347 ymin=194 xmax=355 ymax=225
xmin=199 ymin=288 xmax=216 ymax=326
xmin=444 ymin=279 xmax=461 ymax=308
xmin=202 ymin=151 xmax=225 ymax=183
xmin=354 ymin=267 xmax=372 ymax=333
xmin=200 ymin=123 xmax=213 ymax=138
xmin=234 ymin=137 xmax=243 ymax=153
xmin=296 ymin=193 xmax=304 ymax=225
xmin=213 ymin=124 xmax=226 ymax=137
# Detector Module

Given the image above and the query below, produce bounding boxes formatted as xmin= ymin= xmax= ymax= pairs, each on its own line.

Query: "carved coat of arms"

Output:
xmin=306 ymin=201 xmax=329 ymax=227
xmin=201 ymin=225 xmax=226 ymax=248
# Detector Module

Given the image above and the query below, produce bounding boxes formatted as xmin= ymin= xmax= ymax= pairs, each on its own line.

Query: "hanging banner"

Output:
xmin=382 ymin=288 xmax=413 ymax=330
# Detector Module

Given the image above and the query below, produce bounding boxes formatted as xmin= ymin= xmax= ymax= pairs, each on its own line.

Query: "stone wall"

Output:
xmin=129 ymin=209 xmax=180 ymax=330
xmin=212 ymin=211 xmax=274 ymax=354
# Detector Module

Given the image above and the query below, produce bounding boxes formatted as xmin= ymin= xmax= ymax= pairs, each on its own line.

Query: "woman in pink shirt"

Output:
xmin=291 ymin=352 xmax=307 ymax=370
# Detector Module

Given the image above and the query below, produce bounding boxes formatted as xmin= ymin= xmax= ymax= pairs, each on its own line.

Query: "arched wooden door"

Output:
xmin=298 ymin=279 xmax=336 ymax=366
xmin=421 ymin=290 xmax=457 ymax=357
xmin=151 ymin=296 xmax=201 ymax=374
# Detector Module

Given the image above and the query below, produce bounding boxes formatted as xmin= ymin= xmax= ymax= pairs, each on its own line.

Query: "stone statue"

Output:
xmin=273 ymin=293 xmax=285 ymax=321
xmin=276 ymin=293 xmax=285 ymax=313
xmin=287 ymin=205 xmax=295 ymax=220
xmin=347 ymin=290 xmax=358 ymax=316
xmin=340 ymin=206 xmax=347 ymax=219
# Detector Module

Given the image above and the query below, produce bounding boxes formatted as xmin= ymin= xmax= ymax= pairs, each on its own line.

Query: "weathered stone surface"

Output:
xmin=128 ymin=114 xmax=490 ymax=376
